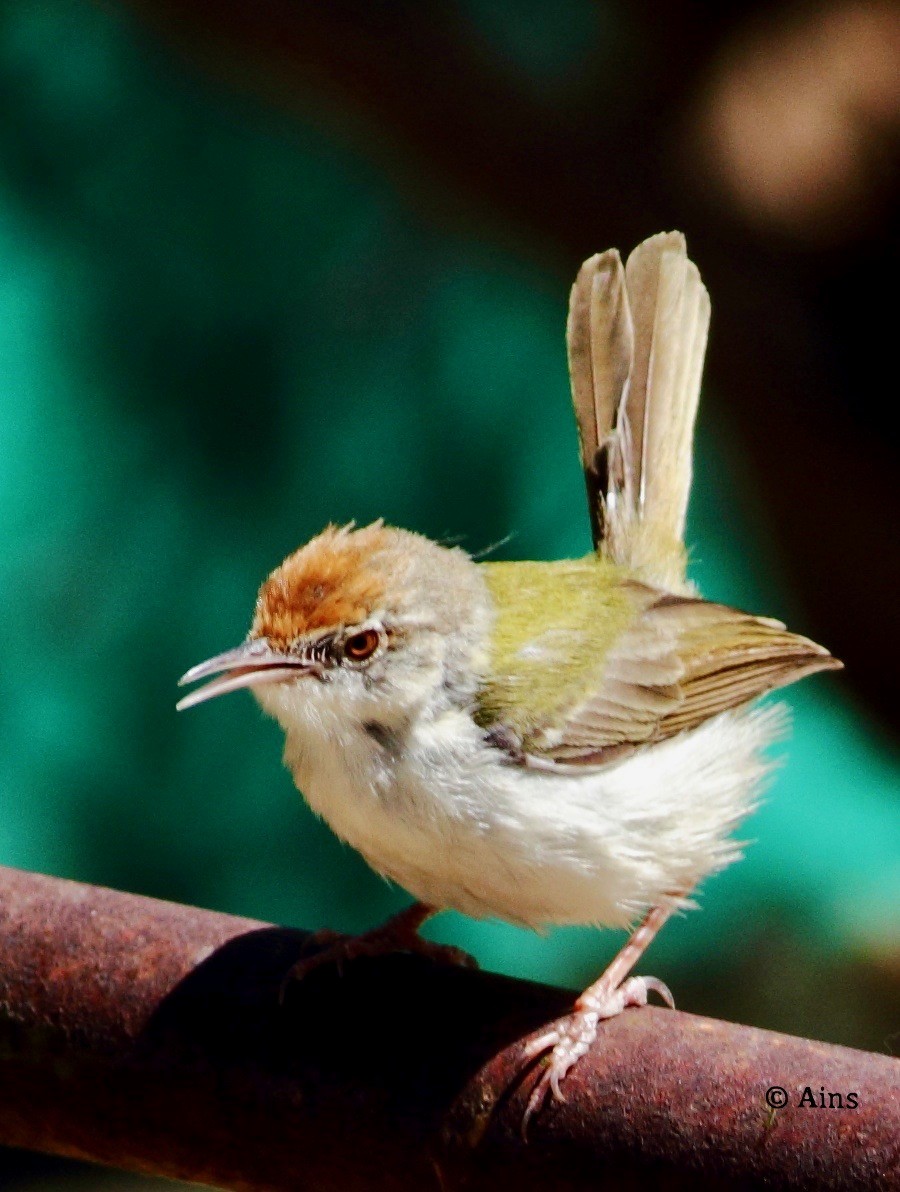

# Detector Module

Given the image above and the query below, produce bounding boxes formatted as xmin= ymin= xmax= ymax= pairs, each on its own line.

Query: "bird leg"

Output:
xmin=279 ymin=902 xmax=476 ymax=1001
xmin=520 ymin=902 xmax=676 ymax=1135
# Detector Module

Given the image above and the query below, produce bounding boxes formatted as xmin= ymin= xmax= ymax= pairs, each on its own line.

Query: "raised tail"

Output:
xmin=567 ymin=232 xmax=710 ymax=593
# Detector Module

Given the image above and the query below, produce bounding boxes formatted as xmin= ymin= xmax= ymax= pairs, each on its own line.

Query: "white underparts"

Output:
xmin=257 ymin=676 xmax=784 ymax=930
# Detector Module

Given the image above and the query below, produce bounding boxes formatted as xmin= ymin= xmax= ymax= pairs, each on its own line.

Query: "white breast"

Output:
xmin=272 ymin=683 xmax=782 ymax=930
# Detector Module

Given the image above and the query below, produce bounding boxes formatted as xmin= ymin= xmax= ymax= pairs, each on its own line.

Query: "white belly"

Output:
xmin=278 ymin=699 xmax=782 ymax=930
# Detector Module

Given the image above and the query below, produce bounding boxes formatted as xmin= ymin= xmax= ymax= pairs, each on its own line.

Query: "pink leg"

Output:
xmin=279 ymin=902 xmax=475 ymax=1001
xmin=520 ymin=902 xmax=676 ymax=1135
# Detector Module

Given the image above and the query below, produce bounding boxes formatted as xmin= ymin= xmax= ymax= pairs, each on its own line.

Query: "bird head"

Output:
xmin=177 ymin=523 xmax=490 ymax=733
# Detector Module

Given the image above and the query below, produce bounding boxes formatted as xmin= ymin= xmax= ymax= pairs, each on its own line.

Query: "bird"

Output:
xmin=177 ymin=231 xmax=840 ymax=1126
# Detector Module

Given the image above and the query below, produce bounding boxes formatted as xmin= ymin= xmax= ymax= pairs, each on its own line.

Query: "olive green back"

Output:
xmin=475 ymin=557 xmax=636 ymax=743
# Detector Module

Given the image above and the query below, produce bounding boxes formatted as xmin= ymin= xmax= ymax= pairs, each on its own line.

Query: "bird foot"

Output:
xmin=279 ymin=911 xmax=476 ymax=1003
xmin=520 ymin=974 xmax=674 ymax=1136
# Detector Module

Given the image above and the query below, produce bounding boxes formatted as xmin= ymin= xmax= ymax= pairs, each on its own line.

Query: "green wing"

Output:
xmin=475 ymin=559 xmax=840 ymax=765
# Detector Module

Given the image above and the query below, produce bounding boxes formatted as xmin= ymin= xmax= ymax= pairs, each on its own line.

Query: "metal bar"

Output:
xmin=0 ymin=865 xmax=897 ymax=1190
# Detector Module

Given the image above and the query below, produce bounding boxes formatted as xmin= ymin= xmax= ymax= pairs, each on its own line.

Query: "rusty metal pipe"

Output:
xmin=0 ymin=865 xmax=897 ymax=1190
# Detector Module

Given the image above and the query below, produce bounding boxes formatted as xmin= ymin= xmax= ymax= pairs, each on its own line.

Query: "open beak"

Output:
xmin=176 ymin=639 xmax=317 ymax=711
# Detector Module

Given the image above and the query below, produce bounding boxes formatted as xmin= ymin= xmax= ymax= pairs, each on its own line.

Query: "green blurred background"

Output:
xmin=1 ymin=1 xmax=897 ymax=1186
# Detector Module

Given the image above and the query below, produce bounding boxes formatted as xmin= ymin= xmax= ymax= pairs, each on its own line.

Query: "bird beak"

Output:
xmin=176 ymin=639 xmax=318 ymax=711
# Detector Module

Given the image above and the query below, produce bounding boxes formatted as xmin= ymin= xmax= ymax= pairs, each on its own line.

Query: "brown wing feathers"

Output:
xmin=652 ymin=598 xmax=839 ymax=739
xmin=537 ymin=593 xmax=841 ymax=765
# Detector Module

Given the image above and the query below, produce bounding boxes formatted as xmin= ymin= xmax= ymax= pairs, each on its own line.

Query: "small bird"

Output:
xmin=178 ymin=232 xmax=840 ymax=1124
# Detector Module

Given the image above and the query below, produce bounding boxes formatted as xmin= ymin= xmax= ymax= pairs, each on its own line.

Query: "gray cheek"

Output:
xmin=352 ymin=658 xmax=387 ymax=693
xmin=347 ymin=637 xmax=450 ymax=711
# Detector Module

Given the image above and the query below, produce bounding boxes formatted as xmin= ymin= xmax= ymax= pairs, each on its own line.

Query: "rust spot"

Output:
xmin=252 ymin=523 xmax=391 ymax=648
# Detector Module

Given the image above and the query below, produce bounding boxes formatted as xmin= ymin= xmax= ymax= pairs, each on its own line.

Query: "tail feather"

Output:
xmin=620 ymin=231 xmax=687 ymax=509
xmin=630 ymin=237 xmax=710 ymax=558
xmin=567 ymin=232 xmax=710 ymax=593
xmin=566 ymin=249 xmax=633 ymax=546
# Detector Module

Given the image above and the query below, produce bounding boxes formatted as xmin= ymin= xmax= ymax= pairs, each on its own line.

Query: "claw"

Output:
xmin=514 ymin=971 xmax=675 ymax=1138
xmin=643 ymin=976 xmax=675 ymax=1009
xmin=513 ymin=903 xmax=680 ymax=1136
xmin=514 ymin=1028 xmax=560 ymax=1140
xmin=550 ymin=1068 xmax=568 ymax=1103
xmin=520 ymin=1028 xmax=561 ymax=1063
xmin=521 ymin=1075 xmax=547 ymax=1140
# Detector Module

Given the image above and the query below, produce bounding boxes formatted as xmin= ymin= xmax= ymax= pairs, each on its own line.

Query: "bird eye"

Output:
xmin=343 ymin=628 xmax=381 ymax=663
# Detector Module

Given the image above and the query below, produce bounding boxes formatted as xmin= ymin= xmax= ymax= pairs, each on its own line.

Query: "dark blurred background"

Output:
xmin=1 ymin=1 xmax=897 ymax=1186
